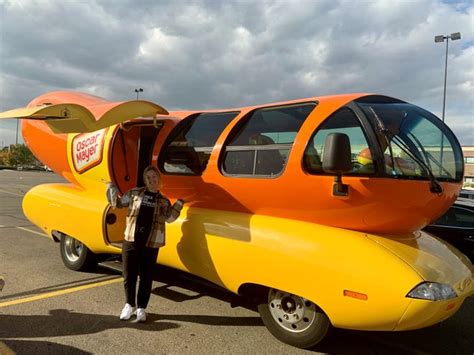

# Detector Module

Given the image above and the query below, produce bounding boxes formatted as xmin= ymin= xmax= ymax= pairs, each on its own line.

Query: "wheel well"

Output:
xmin=233 ymin=283 xmax=269 ymax=311
xmin=238 ymin=283 xmax=269 ymax=304
xmin=51 ymin=230 xmax=63 ymax=243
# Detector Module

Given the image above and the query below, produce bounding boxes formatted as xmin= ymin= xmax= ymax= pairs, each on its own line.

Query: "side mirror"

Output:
xmin=322 ymin=133 xmax=352 ymax=196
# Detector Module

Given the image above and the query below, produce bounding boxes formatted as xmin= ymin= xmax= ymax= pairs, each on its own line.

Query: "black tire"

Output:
xmin=257 ymin=288 xmax=330 ymax=349
xmin=60 ymin=234 xmax=97 ymax=271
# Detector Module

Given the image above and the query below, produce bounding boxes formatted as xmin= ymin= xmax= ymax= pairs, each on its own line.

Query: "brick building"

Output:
xmin=462 ymin=146 xmax=474 ymax=187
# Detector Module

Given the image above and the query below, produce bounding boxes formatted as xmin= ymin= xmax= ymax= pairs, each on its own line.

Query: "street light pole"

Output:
xmin=434 ymin=32 xmax=461 ymax=176
xmin=434 ymin=32 xmax=461 ymax=122
xmin=134 ymin=88 xmax=143 ymax=100
xmin=441 ymin=36 xmax=449 ymax=123
xmin=15 ymin=120 xmax=19 ymax=145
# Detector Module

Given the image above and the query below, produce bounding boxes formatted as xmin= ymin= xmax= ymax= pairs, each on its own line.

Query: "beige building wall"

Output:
xmin=462 ymin=146 xmax=474 ymax=186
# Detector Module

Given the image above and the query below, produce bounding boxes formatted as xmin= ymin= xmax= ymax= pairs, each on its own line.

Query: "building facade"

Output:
xmin=462 ymin=146 xmax=474 ymax=187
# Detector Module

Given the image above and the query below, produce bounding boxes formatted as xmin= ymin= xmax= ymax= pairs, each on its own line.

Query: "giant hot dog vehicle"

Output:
xmin=1 ymin=91 xmax=472 ymax=348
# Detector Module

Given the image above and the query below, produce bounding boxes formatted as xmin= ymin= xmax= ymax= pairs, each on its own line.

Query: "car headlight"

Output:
xmin=407 ymin=282 xmax=457 ymax=301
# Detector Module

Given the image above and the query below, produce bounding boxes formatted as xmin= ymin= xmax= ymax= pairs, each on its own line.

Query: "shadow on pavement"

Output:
xmin=151 ymin=265 xmax=236 ymax=306
xmin=147 ymin=313 xmax=263 ymax=327
xmin=0 ymin=309 xmax=262 ymax=338
xmin=0 ymin=309 xmax=179 ymax=338
xmin=1 ymin=339 xmax=92 ymax=355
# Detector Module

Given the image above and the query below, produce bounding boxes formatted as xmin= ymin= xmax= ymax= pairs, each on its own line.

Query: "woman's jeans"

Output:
xmin=122 ymin=240 xmax=159 ymax=309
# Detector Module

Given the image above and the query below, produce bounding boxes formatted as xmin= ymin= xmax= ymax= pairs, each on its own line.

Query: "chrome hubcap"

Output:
xmin=267 ymin=289 xmax=317 ymax=333
xmin=64 ymin=236 xmax=84 ymax=262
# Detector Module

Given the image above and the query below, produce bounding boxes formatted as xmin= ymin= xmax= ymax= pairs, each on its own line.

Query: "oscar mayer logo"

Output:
xmin=72 ymin=129 xmax=107 ymax=173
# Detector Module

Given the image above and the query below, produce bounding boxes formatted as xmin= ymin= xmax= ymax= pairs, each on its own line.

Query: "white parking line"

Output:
xmin=16 ymin=226 xmax=49 ymax=238
xmin=0 ymin=188 xmax=24 ymax=197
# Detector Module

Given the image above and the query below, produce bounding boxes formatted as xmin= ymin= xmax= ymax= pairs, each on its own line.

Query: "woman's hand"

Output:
xmin=174 ymin=199 xmax=185 ymax=210
xmin=106 ymin=182 xmax=119 ymax=208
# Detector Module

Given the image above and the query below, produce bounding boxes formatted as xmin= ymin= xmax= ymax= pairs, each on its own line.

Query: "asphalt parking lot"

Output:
xmin=0 ymin=170 xmax=473 ymax=354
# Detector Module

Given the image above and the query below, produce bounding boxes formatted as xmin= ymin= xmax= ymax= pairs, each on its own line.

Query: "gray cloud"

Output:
xmin=0 ymin=0 xmax=472 ymax=146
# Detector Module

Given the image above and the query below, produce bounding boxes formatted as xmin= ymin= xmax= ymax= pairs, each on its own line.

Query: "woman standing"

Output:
xmin=107 ymin=165 xmax=184 ymax=322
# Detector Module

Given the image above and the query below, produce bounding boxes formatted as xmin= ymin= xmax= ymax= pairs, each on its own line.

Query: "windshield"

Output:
xmin=357 ymin=100 xmax=463 ymax=182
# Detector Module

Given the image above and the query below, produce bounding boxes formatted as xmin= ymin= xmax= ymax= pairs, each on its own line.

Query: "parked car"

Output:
xmin=459 ymin=189 xmax=474 ymax=200
xmin=424 ymin=197 xmax=474 ymax=263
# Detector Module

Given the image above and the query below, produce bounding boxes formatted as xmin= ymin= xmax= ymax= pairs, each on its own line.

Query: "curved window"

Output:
xmin=222 ymin=103 xmax=316 ymax=177
xmin=357 ymin=100 xmax=464 ymax=181
xmin=303 ymin=108 xmax=376 ymax=175
xmin=160 ymin=112 xmax=238 ymax=175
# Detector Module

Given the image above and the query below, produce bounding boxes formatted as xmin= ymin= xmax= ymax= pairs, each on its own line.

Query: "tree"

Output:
xmin=7 ymin=144 xmax=37 ymax=167
xmin=0 ymin=150 xmax=8 ymax=166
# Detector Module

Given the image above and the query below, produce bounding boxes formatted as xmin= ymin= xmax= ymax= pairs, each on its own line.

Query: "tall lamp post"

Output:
xmin=434 ymin=32 xmax=461 ymax=122
xmin=134 ymin=88 xmax=143 ymax=100
xmin=15 ymin=120 xmax=19 ymax=145
xmin=434 ymin=32 xmax=461 ymax=176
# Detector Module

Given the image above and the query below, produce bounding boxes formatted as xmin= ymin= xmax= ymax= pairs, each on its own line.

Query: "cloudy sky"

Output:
xmin=0 ymin=0 xmax=472 ymax=146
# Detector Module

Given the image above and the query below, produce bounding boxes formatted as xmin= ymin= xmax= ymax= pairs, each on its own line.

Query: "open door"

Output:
xmin=105 ymin=121 xmax=164 ymax=244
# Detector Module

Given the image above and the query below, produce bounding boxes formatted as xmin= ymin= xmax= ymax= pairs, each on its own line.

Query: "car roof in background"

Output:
xmin=459 ymin=189 xmax=474 ymax=197
xmin=454 ymin=197 xmax=474 ymax=209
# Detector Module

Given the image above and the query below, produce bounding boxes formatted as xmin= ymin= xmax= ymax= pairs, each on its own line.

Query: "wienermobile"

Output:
xmin=1 ymin=91 xmax=472 ymax=348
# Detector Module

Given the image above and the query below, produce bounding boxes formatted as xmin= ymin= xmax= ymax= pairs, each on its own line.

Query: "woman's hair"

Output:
xmin=143 ymin=165 xmax=160 ymax=182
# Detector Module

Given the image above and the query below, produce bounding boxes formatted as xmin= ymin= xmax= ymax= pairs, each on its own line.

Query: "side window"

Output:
xmin=303 ymin=108 xmax=375 ymax=175
xmin=161 ymin=112 xmax=238 ymax=175
xmin=222 ymin=103 xmax=316 ymax=177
